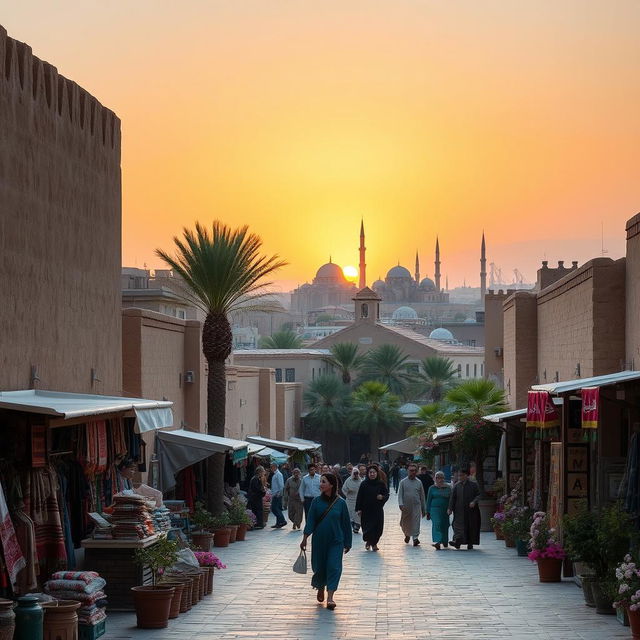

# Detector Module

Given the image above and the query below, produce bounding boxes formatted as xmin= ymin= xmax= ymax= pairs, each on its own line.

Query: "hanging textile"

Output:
xmin=0 ymin=480 xmax=26 ymax=589
xmin=581 ymin=387 xmax=599 ymax=441
xmin=526 ymin=390 xmax=560 ymax=439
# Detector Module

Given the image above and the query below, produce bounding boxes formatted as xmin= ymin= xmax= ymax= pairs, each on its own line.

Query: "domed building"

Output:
xmin=429 ymin=327 xmax=455 ymax=342
xmin=392 ymin=306 xmax=419 ymax=321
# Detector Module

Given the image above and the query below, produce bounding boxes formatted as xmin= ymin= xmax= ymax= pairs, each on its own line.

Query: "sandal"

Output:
xmin=372 ymin=545 xmax=379 ymax=552
xmin=365 ymin=543 xmax=370 ymax=550
xmin=327 ymin=601 xmax=336 ymax=610
xmin=317 ymin=588 xmax=325 ymax=603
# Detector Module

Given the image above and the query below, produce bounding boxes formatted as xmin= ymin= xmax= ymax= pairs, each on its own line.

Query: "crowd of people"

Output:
xmin=244 ymin=457 xmax=481 ymax=611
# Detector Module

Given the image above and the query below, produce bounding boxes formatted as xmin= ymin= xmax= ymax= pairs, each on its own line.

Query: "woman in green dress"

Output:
xmin=300 ymin=473 xmax=352 ymax=610
xmin=426 ymin=471 xmax=451 ymax=550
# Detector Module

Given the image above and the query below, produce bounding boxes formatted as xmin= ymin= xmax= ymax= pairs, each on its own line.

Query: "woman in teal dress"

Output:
xmin=300 ymin=473 xmax=352 ymax=610
xmin=426 ymin=471 xmax=451 ymax=550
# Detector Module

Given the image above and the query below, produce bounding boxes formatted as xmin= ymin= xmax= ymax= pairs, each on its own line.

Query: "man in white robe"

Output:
xmin=398 ymin=463 xmax=426 ymax=546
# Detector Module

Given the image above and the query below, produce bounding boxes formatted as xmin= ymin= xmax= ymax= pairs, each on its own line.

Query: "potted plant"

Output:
xmin=527 ymin=511 xmax=566 ymax=582
xmin=228 ymin=497 xmax=252 ymax=541
xmin=191 ymin=502 xmax=215 ymax=551
xmin=491 ymin=511 xmax=506 ymax=540
xmin=613 ymin=554 xmax=640 ymax=637
xmin=502 ymin=506 xmax=532 ymax=556
xmin=194 ymin=550 xmax=227 ymax=594
xmin=132 ymin=535 xmax=179 ymax=629
xmin=211 ymin=512 xmax=231 ymax=547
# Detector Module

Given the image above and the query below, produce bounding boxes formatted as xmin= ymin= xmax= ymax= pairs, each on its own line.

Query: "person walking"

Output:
xmin=299 ymin=463 xmax=321 ymax=520
xmin=426 ymin=470 xmax=452 ymax=549
xmin=284 ymin=467 xmax=304 ymax=529
xmin=447 ymin=464 xmax=481 ymax=549
xmin=355 ymin=465 xmax=389 ymax=551
xmin=269 ymin=462 xmax=287 ymax=528
xmin=390 ymin=463 xmax=400 ymax=493
xmin=342 ymin=467 xmax=363 ymax=533
xmin=398 ymin=463 xmax=426 ymax=546
xmin=248 ymin=466 xmax=266 ymax=529
xmin=299 ymin=473 xmax=352 ymax=611
xmin=417 ymin=466 xmax=434 ymax=506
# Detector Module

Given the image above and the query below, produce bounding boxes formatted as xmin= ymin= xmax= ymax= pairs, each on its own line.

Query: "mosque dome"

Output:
xmin=429 ymin=327 xmax=455 ymax=342
xmin=464 ymin=317 xmax=476 ymax=324
xmin=386 ymin=265 xmax=412 ymax=279
xmin=392 ymin=306 xmax=418 ymax=320
xmin=420 ymin=277 xmax=436 ymax=292
xmin=314 ymin=261 xmax=347 ymax=284
xmin=372 ymin=279 xmax=385 ymax=290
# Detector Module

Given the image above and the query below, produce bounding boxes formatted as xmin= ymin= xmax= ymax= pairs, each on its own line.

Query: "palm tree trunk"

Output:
xmin=206 ymin=358 xmax=227 ymax=514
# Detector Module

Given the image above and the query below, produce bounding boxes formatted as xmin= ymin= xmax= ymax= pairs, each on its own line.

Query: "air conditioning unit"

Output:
xmin=494 ymin=347 xmax=503 ymax=357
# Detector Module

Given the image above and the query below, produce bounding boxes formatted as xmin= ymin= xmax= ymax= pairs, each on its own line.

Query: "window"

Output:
xmin=361 ymin=303 xmax=368 ymax=318
xmin=285 ymin=368 xmax=295 ymax=382
xmin=474 ymin=364 xmax=477 ymax=377
xmin=275 ymin=368 xmax=282 ymax=382
xmin=457 ymin=364 xmax=462 ymax=378
xmin=469 ymin=339 xmax=476 ymax=347
xmin=466 ymin=364 xmax=469 ymax=377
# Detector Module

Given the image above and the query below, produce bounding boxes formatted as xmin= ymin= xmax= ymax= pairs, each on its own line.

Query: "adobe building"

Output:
xmin=1 ymin=26 xmax=122 ymax=393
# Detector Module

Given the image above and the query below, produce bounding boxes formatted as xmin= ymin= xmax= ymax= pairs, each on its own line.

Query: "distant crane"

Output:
xmin=489 ymin=262 xmax=503 ymax=287
xmin=513 ymin=269 xmax=525 ymax=285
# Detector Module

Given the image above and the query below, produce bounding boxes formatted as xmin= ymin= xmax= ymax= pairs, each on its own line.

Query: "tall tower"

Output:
xmin=414 ymin=251 xmax=420 ymax=283
xmin=480 ymin=232 xmax=487 ymax=302
xmin=434 ymin=236 xmax=441 ymax=292
xmin=358 ymin=219 xmax=366 ymax=289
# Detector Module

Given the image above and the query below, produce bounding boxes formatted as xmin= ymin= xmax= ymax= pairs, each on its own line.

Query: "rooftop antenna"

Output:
xmin=601 ymin=221 xmax=608 ymax=255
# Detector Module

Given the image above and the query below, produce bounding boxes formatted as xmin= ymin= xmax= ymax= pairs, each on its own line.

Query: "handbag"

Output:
xmin=292 ymin=549 xmax=307 ymax=574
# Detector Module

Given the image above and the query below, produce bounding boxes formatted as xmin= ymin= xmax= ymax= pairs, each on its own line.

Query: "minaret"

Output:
xmin=414 ymin=251 xmax=420 ymax=283
xmin=359 ymin=219 xmax=366 ymax=289
xmin=480 ymin=232 xmax=487 ymax=302
xmin=434 ymin=236 xmax=441 ymax=292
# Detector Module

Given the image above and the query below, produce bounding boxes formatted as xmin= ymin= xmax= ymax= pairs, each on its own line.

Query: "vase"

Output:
xmin=580 ymin=575 xmax=596 ymax=608
xmin=536 ymin=557 xmax=562 ymax=583
xmin=236 ymin=523 xmax=248 ymax=541
xmin=213 ymin=528 xmax=231 ymax=547
xmin=42 ymin=600 xmax=80 ymax=640
xmin=504 ymin=536 xmax=516 ymax=548
xmin=14 ymin=596 xmax=43 ymax=640
xmin=627 ymin=607 xmax=640 ymax=638
xmin=515 ymin=539 xmax=529 ymax=557
xmin=227 ymin=524 xmax=238 ymax=543
xmin=131 ymin=585 xmax=175 ymax=629
xmin=591 ymin=581 xmax=615 ymax=615
xmin=0 ymin=599 xmax=15 ymax=640
xmin=191 ymin=531 xmax=213 ymax=551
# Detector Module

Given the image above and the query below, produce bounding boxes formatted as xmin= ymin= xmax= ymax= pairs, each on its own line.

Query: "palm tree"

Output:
xmin=407 ymin=402 xmax=449 ymax=438
xmin=445 ymin=379 xmax=508 ymax=494
xmin=156 ymin=221 xmax=286 ymax=513
xmin=304 ymin=374 xmax=351 ymax=435
xmin=411 ymin=356 xmax=457 ymax=402
xmin=358 ymin=344 xmax=413 ymax=397
xmin=259 ymin=330 xmax=303 ymax=349
xmin=325 ymin=343 xmax=365 ymax=385
xmin=349 ymin=381 xmax=403 ymax=450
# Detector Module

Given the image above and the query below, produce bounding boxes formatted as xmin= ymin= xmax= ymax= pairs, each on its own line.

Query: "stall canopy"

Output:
xmin=483 ymin=398 xmax=562 ymax=423
xmin=0 ymin=389 xmax=173 ymax=433
xmin=379 ymin=436 xmax=419 ymax=454
xmin=532 ymin=370 xmax=640 ymax=395
xmin=288 ymin=437 xmax=322 ymax=451
xmin=155 ymin=429 xmax=249 ymax=492
xmin=434 ymin=425 xmax=457 ymax=441
xmin=246 ymin=435 xmax=316 ymax=453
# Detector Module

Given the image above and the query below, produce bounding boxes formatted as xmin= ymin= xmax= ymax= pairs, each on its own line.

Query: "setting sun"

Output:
xmin=343 ymin=265 xmax=358 ymax=281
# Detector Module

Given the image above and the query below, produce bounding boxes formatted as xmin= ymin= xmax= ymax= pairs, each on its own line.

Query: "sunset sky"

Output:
xmin=5 ymin=2 xmax=639 ymax=290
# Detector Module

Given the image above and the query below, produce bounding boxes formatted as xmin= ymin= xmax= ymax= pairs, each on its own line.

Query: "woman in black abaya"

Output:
xmin=355 ymin=465 xmax=389 ymax=551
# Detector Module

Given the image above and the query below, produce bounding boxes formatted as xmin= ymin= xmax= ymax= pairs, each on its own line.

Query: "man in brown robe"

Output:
xmin=447 ymin=465 xmax=481 ymax=549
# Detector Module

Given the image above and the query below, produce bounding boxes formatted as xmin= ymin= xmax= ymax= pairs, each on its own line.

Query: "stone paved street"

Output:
xmin=108 ymin=494 xmax=627 ymax=639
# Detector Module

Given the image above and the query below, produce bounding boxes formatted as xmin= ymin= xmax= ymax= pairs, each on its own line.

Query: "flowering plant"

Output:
xmin=613 ymin=555 xmax=640 ymax=610
xmin=193 ymin=550 xmax=227 ymax=570
xmin=246 ymin=509 xmax=257 ymax=527
xmin=490 ymin=511 xmax=506 ymax=529
xmin=502 ymin=505 xmax=533 ymax=541
xmin=262 ymin=489 xmax=272 ymax=506
xmin=527 ymin=511 xmax=565 ymax=562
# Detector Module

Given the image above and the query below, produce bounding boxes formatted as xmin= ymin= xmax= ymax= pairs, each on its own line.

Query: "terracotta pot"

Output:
xmin=205 ymin=567 xmax=215 ymax=595
xmin=158 ymin=581 xmax=184 ymax=619
xmin=214 ymin=528 xmax=231 ymax=547
xmin=42 ymin=599 xmax=80 ymax=640
xmin=179 ymin=578 xmax=193 ymax=612
xmin=227 ymin=524 xmax=238 ymax=543
xmin=580 ymin=575 xmax=596 ymax=608
xmin=591 ymin=580 xmax=615 ymax=615
xmin=191 ymin=573 xmax=201 ymax=605
xmin=628 ymin=606 xmax=640 ymax=639
xmin=198 ymin=569 xmax=206 ymax=599
xmin=236 ymin=523 xmax=248 ymax=541
xmin=504 ymin=536 xmax=516 ymax=548
xmin=131 ymin=585 xmax=175 ymax=629
xmin=0 ymin=599 xmax=15 ymax=640
xmin=191 ymin=531 xmax=213 ymax=551
xmin=536 ymin=557 xmax=563 ymax=583
xmin=495 ymin=526 xmax=505 ymax=541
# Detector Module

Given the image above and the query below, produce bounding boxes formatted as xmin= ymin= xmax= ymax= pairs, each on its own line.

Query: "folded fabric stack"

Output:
xmin=44 ymin=571 xmax=107 ymax=627
xmin=110 ymin=493 xmax=154 ymax=539
xmin=152 ymin=505 xmax=171 ymax=533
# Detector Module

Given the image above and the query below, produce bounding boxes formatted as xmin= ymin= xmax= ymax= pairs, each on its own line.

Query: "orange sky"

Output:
xmin=5 ymin=2 xmax=640 ymax=290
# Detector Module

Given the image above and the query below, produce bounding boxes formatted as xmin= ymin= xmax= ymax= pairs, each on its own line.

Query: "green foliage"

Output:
xmin=135 ymin=535 xmax=179 ymax=585
xmin=304 ymin=374 xmax=351 ymax=433
xmin=325 ymin=343 xmax=365 ymax=385
xmin=407 ymin=402 xmax=449 ymax=438
xmin=410 ymin=356 xmax=458 ymax=403
xmin=228 ymin=497 xmax=252 ymax=525
xmin=445 ymin=378 xmax=508 ymax=420
xmin=358 ymin=344 xmax=413 ymax=396
xmin=502 ymin=506 xmax=533 ymax=541
xmin=259 ymin=330 xmax=303 ymax=349
xmin=210 ymin=511 xmax=231 ymax=530
xmin=191 ymin=501 xmax=215 ymax=531
xmin=349 ymin=381 xmax=403 ymax=435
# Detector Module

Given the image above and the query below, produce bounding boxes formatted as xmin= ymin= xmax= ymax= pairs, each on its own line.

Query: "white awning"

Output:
xmin=288 ymin=437 xmax=322 ymax=450
xmin=434 ymin=425 xmax=457 ymax=440
xmin=246 ymin=435 xmax=315 ymax=452
xmin=155 ymin=429 xmax=248 ymax=492
xmin=0 ymin=389 xmax=173 ymax=433
xmin=379 ymin=436 xmax=418 ymax=454
xmin=532 ymin=370 xmax=640 ymax=395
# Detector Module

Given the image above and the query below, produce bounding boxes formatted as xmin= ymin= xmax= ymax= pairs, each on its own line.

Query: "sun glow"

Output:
xmin=343 ymin=265 xmax=358 ymax=281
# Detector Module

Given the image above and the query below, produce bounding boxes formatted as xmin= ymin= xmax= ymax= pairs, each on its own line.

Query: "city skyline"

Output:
xmin=4 ymin=1 xmax=638 ymax=289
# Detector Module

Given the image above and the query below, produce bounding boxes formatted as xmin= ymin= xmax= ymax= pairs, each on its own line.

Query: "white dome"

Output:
xmin=392 ymin=306 xmax=418 ymax=320
xmin=429 ymin=327 xmax=454 ymax=341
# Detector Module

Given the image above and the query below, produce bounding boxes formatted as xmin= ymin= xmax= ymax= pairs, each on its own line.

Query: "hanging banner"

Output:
xmin=526 ymin=390 xmax=560 ymax=430
xmin=581 ymin=387 xmax=599 ymax=429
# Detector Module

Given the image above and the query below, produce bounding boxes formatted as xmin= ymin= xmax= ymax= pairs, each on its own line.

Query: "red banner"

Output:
xmin=526 ymin=390 xmax=560 ymax=430
xmin=581 ymin=387 xmax=599 ymax=429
